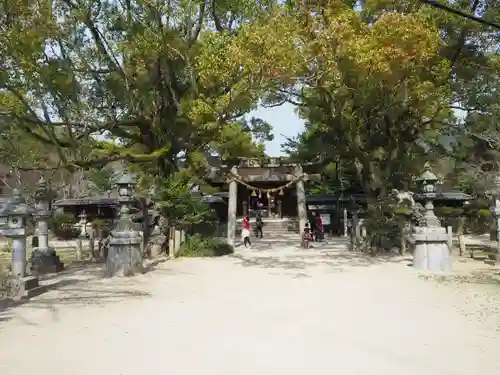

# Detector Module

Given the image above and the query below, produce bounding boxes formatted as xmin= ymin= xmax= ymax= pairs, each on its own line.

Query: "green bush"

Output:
xmin=52 ymin=212 xmax=79 ymax=239
xmin=178 ymin=234 xmax=233 ymax=257
xmin=91 ymin=219 xmax=111 ymax=238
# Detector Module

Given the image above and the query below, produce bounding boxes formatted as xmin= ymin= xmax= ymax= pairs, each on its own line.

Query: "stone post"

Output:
xmin=490 ymin=198 xmax=500 ymax=266
xmin=174 ymin=228 xmax=181 ymax=255
xmin=106 ymin=174 xmax=143 ymax=277
xmin=412 ymin=163 xmax=451 ymax=272
xmin=400 ymin=225 xmax=407 ymax=254
xmin=76 ymin=210 xmax=87 ymax=260
xmin=295 ymin=165 xmax=307 ymax=234
xmin=227 ymin=165 xmax=238 ymax=247
xmin=31 ymin=177 xmax=64 ymax=274
xmin=89 ymin=228 xmax=96 ymax=258
xmin=343 ymin=209 xmax=348 ymax=237
xmin=168 ymin=226 xmax=175 ymax=257
xmin=350 ymin=209 xmax=358 ymax=250
xmin=0 ymin=189 xmax=40 ymax=298
xmin=446 ymin=225 xmax=453 ymax=253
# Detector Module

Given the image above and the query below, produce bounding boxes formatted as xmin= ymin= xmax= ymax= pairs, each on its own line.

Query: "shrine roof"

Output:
xmin=306 ymin=194 xmax=369 ymax=203
xmin=414 ymin=191 xmax=472 ymax=201
xmin=53 ymin=197 xmax=119 ymax=207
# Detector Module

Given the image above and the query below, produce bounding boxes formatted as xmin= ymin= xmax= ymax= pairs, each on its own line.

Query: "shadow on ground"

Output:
xmin=420 ymin=269 xmax=500 ymax=286
xmin=231 ymin=236 xmax=409 ymax=273
xmin=0 ymin=261 xmax=154 ymax=326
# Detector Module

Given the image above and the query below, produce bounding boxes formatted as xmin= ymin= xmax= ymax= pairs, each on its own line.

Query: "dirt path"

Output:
xmin=1 ymin=237 xmax=499 ymax=375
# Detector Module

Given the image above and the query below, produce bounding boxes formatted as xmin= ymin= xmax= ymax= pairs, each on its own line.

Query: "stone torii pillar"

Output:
xmin=227 ymin=165 xmax=238 ymax=247
xmin=295 ymin=165 xmax=307 ymax=234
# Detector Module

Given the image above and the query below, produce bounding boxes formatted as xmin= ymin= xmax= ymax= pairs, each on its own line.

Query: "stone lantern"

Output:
xmin=31 ymin=177 xmax=64 ymax=274
xmin=488 ymin=175 xmax=500 ymax=266
xmin=412 ymin=163 xmax=451 ymax=272
xmin=0 ymin=189 xmax=40 ymax=298
xmin=78 ymin=210 xmax=88 ymax=237
xmin=106 ymin=173 xmax=143 ymax=277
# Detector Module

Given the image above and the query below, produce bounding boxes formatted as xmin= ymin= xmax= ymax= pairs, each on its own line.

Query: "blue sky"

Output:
xmin=249 ymin=103 xmax=305 ymax=156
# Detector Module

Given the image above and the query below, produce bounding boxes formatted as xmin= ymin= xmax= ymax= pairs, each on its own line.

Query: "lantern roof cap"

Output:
xmin=116 ymin=173 xmax=135 ymax=186
xmin=415 ymin=162 xmax=438 ymax=182
xmin=0 ymin=189 xmax=33 ymax=217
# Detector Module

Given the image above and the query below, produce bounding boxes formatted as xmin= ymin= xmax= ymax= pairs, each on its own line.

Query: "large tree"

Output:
xmin=276 ymin=0 xmax=499 ymax=194
xmin=0 ymin=0 xmax=277 ymax=181
xmin=244 ymin=1 xmax=453 ymax=194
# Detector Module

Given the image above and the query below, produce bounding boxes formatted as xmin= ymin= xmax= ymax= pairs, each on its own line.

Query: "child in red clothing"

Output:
xmin=242 ymin=216 xmax=251 ymax=248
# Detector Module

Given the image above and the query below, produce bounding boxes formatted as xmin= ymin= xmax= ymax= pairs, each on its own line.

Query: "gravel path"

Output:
xmin=1 ymin=236 xmax=500 ymax=375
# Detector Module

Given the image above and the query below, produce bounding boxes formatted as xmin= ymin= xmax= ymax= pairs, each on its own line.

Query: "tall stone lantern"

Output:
xmin=31 ymin=177 xmax=64 ymax=274
xmin=106 ymin=173 xmax=143 ymax=277
xmin=412 ymin=163 xmax=452 ymax=272
xmin=0 ymin=189 xmax=40 ymax=298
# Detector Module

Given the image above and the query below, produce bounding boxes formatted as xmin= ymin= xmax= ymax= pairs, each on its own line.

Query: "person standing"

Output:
xmin=256 ymin=213 xmax=263 ymax=238
xmin=309 ymin=213 xmax=317 ymax=241
xmin=315 ymin=214 xmax=324 ymax=241
xmin=242 ymin=216 xmax=252 ymax=248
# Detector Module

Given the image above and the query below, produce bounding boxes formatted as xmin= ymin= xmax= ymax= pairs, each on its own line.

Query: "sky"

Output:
xmin=248 ymin=103 xmax=305 ymax=157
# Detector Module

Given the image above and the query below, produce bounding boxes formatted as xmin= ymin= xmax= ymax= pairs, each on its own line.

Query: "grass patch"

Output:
xmin=178 ymin=234 xmax=233 ymax=257
xmin=0 ymin=247 xmax=92 ymax=271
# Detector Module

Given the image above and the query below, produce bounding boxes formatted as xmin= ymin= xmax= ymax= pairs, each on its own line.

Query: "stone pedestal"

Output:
xmin=31 ymin=247 xmax=64 ymax=275
xmin=107 ymin=233 xmax=143 ymax=277
xmin=8 ymin=275 xmax=41 ymax=299
xmin=413 ymin=227 xmax=451 ymax=272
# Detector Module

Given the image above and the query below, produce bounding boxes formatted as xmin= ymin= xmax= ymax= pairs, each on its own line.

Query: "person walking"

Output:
xmin=256 ymin=213 xmax=263 ymax=238
xmin=242 ymin=216 xmax=252 ymax=248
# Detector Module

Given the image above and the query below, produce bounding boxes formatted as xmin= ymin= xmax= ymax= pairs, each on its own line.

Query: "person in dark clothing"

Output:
xmin=315 ymin=214 xmax=324 ymax=241
xmin=255 ymin=213 xmax=263 ymax=238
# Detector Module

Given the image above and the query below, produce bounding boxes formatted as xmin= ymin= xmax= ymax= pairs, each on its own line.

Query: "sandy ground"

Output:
xmin=1 ymin=235 xmax=500 ymax=375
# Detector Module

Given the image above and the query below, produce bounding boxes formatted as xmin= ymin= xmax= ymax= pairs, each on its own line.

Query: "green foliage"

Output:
xmin=434 ymin=206 xmax=464 ymax=218
xmin=0 ymin=0 xmax=278 ymax=180
xmin=155 ymin=172 xmax=214 ymax=225
xmin=51 ymin=212 xmax=79 ymax=239
xmin=85 ymin=167 xmax=117 ymax=195
xmin=0 ymin=239 xmax=13 ymax=253
xmin=462 ymin=198 xmax=493 ymax=234
xmin=278 ymin=1 xmax=499 ymax=196
xmin=360 ymin=197 xmax=403 ymax=253
xmin=178 ymin=234 xmax=233 ymax=257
